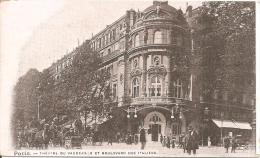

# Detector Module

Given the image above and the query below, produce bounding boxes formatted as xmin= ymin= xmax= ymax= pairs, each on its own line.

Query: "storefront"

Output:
xmin=206 ymin=119 xmax=252 ymax=146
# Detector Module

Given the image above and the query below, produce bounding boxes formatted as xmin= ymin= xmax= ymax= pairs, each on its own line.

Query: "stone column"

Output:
xmin=142 ymin=54 xmax=147 ymax=97
xmin=167 ymin=54 xmax=173 ymax=97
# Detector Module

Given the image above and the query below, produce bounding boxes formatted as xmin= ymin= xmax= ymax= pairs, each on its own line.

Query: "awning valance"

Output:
xmin=212 ymin=119 xmax=252 ymax=130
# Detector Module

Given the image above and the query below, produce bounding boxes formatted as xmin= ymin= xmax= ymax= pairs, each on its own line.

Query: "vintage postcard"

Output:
xmin=0 ymin=0 xmax=258 ymax=157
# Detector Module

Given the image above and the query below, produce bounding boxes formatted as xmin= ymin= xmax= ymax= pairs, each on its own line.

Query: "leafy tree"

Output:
xmin=193 ymin=1 xmax=255 ymax=100
xmin=47 ymin=40 xmax=110 ymax=121
xmin=12 ymin=69 xmax=41 ymax=123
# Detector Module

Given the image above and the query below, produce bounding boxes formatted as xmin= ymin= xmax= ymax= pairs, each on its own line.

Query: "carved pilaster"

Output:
xmin=168 ymin=54 xmax=173 ymax=97
xmin=142 ymin=54 xmax=147 ymax=97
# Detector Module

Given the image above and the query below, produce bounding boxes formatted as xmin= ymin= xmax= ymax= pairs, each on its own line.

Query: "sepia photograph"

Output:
xmin=0 ymin=0 xmax=257 ymax=157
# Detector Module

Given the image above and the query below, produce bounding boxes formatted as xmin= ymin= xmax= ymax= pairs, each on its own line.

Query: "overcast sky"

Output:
xmin=0 ymin=0 xmax=202 ymax=79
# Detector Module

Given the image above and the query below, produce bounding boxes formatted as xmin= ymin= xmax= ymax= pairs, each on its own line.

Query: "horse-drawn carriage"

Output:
xmin=64 ymin=136 xmax=83 ymax=149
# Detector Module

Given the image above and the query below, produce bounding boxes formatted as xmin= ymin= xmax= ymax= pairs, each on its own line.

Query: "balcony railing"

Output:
xmin=128 ymin=41 xmax=177 ymax=54
xmin=130 ymin=97 xmax=186 ymax=105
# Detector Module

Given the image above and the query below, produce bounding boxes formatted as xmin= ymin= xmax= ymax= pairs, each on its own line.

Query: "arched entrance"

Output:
xmin=144 ymin=111 xmax=166 ymax=142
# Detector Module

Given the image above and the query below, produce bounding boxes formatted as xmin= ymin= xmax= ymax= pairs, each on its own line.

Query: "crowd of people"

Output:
xmin=224 ymin=136 xmax=238 ymax=153
xmin=158 ymin=126 xmax=199 ymax=155
xmin=15 ymin=118 xmax=244 ymax=154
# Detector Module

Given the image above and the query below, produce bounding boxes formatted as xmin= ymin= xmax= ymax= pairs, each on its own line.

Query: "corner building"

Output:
xmin=89 ymin=1 xmax=193 ymax=142
xmin=50 ymin=1 xmax=254 ymax=144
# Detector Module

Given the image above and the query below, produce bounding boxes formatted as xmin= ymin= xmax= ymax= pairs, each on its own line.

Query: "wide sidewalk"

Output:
xmin=79 ymin=142 xmax=256 ymax=157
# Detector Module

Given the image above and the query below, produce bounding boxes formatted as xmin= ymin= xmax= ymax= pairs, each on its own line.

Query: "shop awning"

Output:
xmin=233 ymin=121 xmax=252 ymax=130
xmin=212 ymin=119 xmax=252 ymax=130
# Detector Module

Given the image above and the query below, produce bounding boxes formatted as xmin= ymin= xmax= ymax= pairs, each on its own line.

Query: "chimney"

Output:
xmin=153 ymin=1 xmax=168 ymax=6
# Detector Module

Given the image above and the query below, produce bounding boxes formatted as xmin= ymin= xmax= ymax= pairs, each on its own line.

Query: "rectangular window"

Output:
xmin=112 ymin=29 xmax=116 ymax=40
xmin=113 ymin=84 xmax=117 ymax=99
xmin=157 ymin=85 xmax=161 ymax=96
xmin=102 ymin=36 xmax=105 ymax=47
xmin=151 ymin=86 xmax=155 ymax=96
xmin=173 ymin=79 xmax=182 ymax=98
xmin=98 ymin=38 xmax=101 ymax=48
xmin=154 ymin=31 xmax=163 ymax=44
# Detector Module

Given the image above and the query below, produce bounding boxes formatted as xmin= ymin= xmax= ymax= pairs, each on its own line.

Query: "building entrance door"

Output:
xmin=144 ymin=111 xmax=166 ymax=142
xmin=151 ymin=124 xmax=161 ymax=141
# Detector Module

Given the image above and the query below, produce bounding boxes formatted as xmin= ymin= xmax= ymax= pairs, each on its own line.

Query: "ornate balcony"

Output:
xmin=130 ymin=97 xmax=175 ymax=105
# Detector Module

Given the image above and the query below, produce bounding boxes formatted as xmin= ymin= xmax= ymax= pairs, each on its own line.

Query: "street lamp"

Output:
xmin=126 ymin=106 xmax=138 ymax=133
xmin=36 ymin=83 xmax=42 ymax=120
xmin=202 ymin=107 xmax=210 ymax=146
xmin=220 ymin=111 xmax=224 ymax=146
xmin=127 ymin=106 xmax=137 ymax=119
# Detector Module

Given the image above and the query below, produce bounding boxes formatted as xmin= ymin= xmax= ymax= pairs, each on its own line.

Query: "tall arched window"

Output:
xmin=154 ymin=31 xmax=163 ymax=44
xmin=173 ymin=79 xmax=183 ymax=98
xmin=150 ymin=76 xmax=162 ymax=97
xmin=132 ymin=78 xmax=139 ymax=98
xmin=135 ymin=34 xmax=140 ymax=47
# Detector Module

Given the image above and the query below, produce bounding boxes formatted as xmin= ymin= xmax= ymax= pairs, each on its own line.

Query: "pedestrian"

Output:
xmin=178 ymin=134 xmax=183 ymax=148
xmin=116 ymin=132 xmax=120 ymax=143
xmin=166 ymin=136 xmax=171 ymax=149
xmin=208 ymin=136 xmax=211 ymax=148
xmin=186 ymin=126 xmax=199 ymax=155
xmin=134 ymin=134 xmax=138 ymax=145
xmin=140 ymin=128 xmax=146 ymax=150
xmin=231 ymin=137 xmax=237 ymax=153
xmin=160 ymin=134 xmax=163 ymax=144
xmin=107 ymin=131 xmax=113 ymax=146
xmin=183 ymin=132 xmax=189 ymax=153
xmin=163 ymin=136 xmax=166 ymax=147
xmin=224 ymin=136 xmax=230 ymax=153
xmin=171 ymin=137 xmax=175 ymax=149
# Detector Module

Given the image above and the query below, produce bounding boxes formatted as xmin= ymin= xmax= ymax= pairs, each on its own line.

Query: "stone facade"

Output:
xmin=48 ymin=1 xmax=254 ymax=144
xmin=88 ymin=1 xmax=193 ymax=142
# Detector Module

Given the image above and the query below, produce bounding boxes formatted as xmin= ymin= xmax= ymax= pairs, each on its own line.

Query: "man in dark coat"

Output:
xmin=224 ymin=136 xmax=231 ymax=153
xmin=166 ymin=136 xmax=171 ymax=149
xmin=160 ymin=134 xmax=163 ymax=144
xmin=140 ymin=128 xmax=146 ymax=150
xmin=186 ymin=126 xmax=199 ymax=155
xmin=231 ymin=137 xmax=237 ymax=153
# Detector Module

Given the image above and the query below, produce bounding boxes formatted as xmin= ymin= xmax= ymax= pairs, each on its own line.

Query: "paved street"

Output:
xmin=46 ymin=142 xmax=256 ymax=157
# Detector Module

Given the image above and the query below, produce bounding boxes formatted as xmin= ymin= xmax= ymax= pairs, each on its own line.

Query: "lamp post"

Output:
xmin=127 ymin=105 xmax=137 ymax=133
xmin=36 ymin=83 xmax=42 ymax=120
xmin=220 ymin=111 xmax=224 ymax=146
xmin=127 ymin=106 xmax=137 ymax=119
xmin=202 ymin=107 xmax=210 ymax=146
